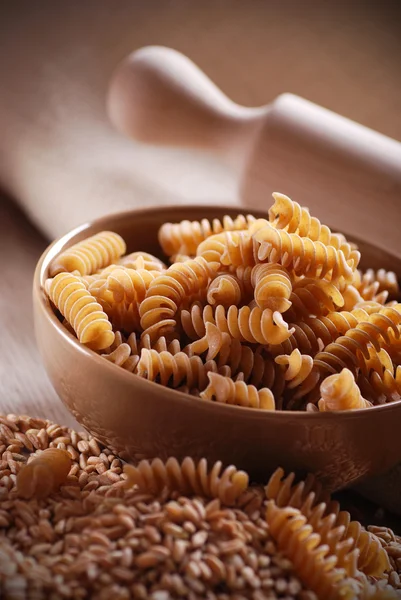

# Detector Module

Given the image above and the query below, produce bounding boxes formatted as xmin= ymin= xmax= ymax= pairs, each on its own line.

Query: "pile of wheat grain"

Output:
xmin=1 ymin=414 xmax=400 ymax=600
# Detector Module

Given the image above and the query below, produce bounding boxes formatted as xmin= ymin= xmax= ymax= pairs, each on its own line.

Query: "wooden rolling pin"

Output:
xmin=108 ymin=46 xmax=401 ymax=259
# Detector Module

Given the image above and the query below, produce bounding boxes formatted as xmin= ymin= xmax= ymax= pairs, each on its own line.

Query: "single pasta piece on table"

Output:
xmin=200 ymin=371 xmax=275 ymax=410
xmin=49 ymin=231 xmax=126 ymax=276
xmin=16 ymin=448 xmax=71 ymax=500
xmin=124 ymin=456 xmax=249 ymax=506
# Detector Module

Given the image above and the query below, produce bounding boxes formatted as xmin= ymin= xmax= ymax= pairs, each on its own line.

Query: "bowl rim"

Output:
xmin=33 ymin=203 xmax=401 ymax=420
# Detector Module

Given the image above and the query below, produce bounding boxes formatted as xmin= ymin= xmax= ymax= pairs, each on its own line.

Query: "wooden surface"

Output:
xmin=0 ymin=0 xmax=400 ymax=425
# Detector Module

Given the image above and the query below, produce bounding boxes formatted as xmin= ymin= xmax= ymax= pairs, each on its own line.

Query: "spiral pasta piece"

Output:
xmin=45 ymin=273 xmax=114 ymax=350
xmin=361 ymin=364 xmax=401 ymax=403
xmin=181 ymin=303 xmax=294 ymax=346
xmin=101 ymin=342 xmax=139 ymax=372
xmin=275 ymin=349 xmax=319 ymax=399
xmin=269 ymin=308 xmax=371 ymax=358
xmin=185 ymin=323 xmax=286 ymax=399
xmin=200 ymin=371 xmax=275 ymax=410
xmin=285 ymin=278 xmax=344 ymax=320
xmin=353 ymin=268 xmax=399 ymax=303
xmin=158 ymin=214 xmax=256 ymax=256
xmin=251 ymin=263 xmax=293 ymax=312
xmin=197 ymin=230 xmax=257 ymax=269
xmin=265 ymin=469 xmax=390 ymax=578
xmin=253 ymin=223 xmax=357 ymax=282
xmin=314 ymin=305 xmax=401 ymax=377
xmin=207 ymin=274 xmax=243 ymax=308
xmin=49 ymin=231 xmax=126 ymax=276
xmin=16 ymin=448 xmax=72 ymax=500
xmin=135 ymin=348 xmax=227 ymax=389
xmin=268 ymin=192 xmax=360 ymax=265
xmin=92 ymin=266 xmax=157 ymax=304
xmin=318 ymin=368 xmax=372 ymax=411
xmin=124 ymin=456 xmax=249 ymax=505
xmin=139 ymin=257 xmax=215 ymax=339
xmin=118 ymin=251 xmax=166 ymax=272
xmin=266 ymin=503 xmax=356 ymax=600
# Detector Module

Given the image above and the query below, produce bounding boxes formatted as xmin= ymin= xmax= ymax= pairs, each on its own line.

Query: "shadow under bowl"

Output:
xmin=33 ymin=205 xmax=401 ymax=490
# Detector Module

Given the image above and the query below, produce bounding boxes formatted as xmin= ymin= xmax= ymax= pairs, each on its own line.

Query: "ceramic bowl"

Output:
xmin=33 ymin=205 xmax=401 ymax=490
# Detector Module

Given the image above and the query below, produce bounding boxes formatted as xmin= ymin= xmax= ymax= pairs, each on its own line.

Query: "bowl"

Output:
xmin=33 ymin=205 xmax=401 ymax=490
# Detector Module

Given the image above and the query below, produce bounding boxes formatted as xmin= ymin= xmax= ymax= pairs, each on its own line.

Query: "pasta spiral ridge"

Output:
xmin=207 ymin=273 xmax=243 ymax=308
xmin=285 ymin=278 xmax=344 ymax=321
xmin=184 ymin=322 xmax=286 ymax=396
xmin=124 ymin=456 xmax=249 ymax=506
xmin=197 ymin=231 xmax=257 ymax=269
xmin=266 ymin=502 xmax=356 ymax=600
xmin=139 ymin=257 xmax=215 ymax=339
xmin=118 ymin=251 xmax=166 ymax=272
xmin=265 ymin=469 xmax=390 ymax=578
xmin=49 ymin=231 xmax=126 ymax=276
xmin=253 ymin=223 xmax=357 ymax=283
xmin=269 ymin=308 xmax=371 ymax=357
xmin=251 ymin=263 xmax=293 ymax=312
xmin=200 ymin=371 xmax=276 ymax=410
xmin=89 ymin=266 xmax=158 ymax=304
xmin=181 ymin=303 xmax=294 ymax=346
xmin=275 ymin=349 xmax=319 ymax=400
xmin=353 ymin=268 xmax=399 ymax=303
xmin=101 ymin=342 xmax=139 ymax=373
xmin=268 ymin=192 xmax=360 ymax=265
xmin=135 ymin=348 xmax=227 ymax=389
xmin=158 ymin=214 xmax=256 ymax=257
xmin=16 ymin=448 xmax=71 ymax=500
xmin=46 ymin=272 xmax=114 ymax=350
xmin=359 ymin=363 xmax=401 ymax=403
xmin=314 ymin=305 xmax=401 ymax=377
xmin=318 ymin=368 xmax=372 ymax=411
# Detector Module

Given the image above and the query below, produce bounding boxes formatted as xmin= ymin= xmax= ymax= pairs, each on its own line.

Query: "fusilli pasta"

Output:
xmin=159 ymin=214 xmax=255 ymax=257
xmin=44 ymin=192 xmax=400 ymax=413
xmin=49 ymin=231 xmax=126 ymax=276
xmin=124 ymin=456 xmax=249 ymax=505
xmin=46 ymin=272 xmax=115 ymax=350
xmin=200 ymin=372 xmax=275 ymax=410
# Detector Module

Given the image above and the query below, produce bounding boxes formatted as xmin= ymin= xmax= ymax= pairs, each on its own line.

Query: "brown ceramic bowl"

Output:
xmin=33 ymin=205 xmax=401 ymax=490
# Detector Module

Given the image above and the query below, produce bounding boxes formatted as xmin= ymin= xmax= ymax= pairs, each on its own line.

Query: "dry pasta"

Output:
xmin=158 ymin=214 xmax=255 ymax=257
xmin=123 ymin=456 xmax=249 ymax=506
xmin=44 ymin=193 xmax=400 ymax=412
xmin=318 ymin=368 xmax=372 ymax=411
xmin=200 ymin=371 xmax=276 ymax=409
xmin=265 ymin=502 xmax=357 ymax=600
xmin=46 ymin=272 xmax=115 ymax=350
xmin=49 ymin=231 xmax=126 ymax=276
xmin=16 ymin=448 xmax=71 ymax=500
xmin=265 ymin=467 xmax=390 ymax=578
xmin=206 ymin=273 xmax=243 ymax=308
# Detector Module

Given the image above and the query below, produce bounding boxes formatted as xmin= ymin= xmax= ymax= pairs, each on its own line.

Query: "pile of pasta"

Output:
xmin=45 ymin=193 xmax=401 ymax=412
